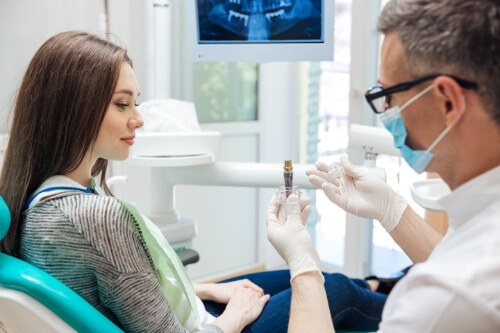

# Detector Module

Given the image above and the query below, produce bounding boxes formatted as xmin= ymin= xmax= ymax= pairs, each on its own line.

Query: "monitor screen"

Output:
xmin=186 ymin=0 xmax=334 ymax=62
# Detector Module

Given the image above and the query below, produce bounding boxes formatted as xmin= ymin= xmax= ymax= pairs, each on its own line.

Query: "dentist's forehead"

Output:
xmin=379 ymin=33 xmax=411 ymax=85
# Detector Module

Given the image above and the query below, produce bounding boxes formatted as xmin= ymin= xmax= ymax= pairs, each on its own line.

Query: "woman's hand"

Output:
xmin=212 ymin=286 xmax=270 ymax=333
xmin=195 ymin=279 xmax=264 ymax=304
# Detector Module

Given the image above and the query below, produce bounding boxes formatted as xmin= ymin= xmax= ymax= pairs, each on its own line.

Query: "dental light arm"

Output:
xmin=349 ymin=123 xmax=400 ymax=168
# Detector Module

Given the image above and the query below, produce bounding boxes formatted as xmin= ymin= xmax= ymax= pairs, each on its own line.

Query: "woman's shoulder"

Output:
xmin=21 ymin=193 xmax=157 ymax=289
xmin=26 ymin=192 xmax=154 ymax=270
xmin=27 ymin=193 xmax=139 ymax=240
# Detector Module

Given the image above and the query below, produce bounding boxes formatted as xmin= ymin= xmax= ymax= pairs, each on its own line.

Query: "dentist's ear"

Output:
xmin=434 ymin=76 xmax=467 ymax=127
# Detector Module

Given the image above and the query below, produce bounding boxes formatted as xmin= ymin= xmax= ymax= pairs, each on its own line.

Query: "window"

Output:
xmin=312 ymin=0 xmax=422 ymax=276
xmin=313 ymin=0 xmax=352 ymax=269
xmin=192 ymin=63 xmax=258 ymax=123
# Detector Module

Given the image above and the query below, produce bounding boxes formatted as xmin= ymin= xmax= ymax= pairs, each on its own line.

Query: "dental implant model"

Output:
xmin=283 ymin=160 xmax=293 ymax=196
xmin=277 ymin=160 xmax=300 ymax=204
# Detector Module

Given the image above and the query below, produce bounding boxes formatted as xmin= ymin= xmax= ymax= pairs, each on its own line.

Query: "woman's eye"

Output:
xmin=116 ymin=103 xmax=128 ymax=110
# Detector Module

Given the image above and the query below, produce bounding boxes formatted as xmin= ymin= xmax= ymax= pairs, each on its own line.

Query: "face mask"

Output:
xmin=379 ymin=84 xmax=453 ymax=174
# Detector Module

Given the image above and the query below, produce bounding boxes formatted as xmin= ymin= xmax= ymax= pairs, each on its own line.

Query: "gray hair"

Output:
xmin=378 ymin=0 xmax=500 ymax=123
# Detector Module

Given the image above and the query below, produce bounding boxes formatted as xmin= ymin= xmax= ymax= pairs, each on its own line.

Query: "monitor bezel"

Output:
xmin=186 ymin=0 xmax=335 ymax=62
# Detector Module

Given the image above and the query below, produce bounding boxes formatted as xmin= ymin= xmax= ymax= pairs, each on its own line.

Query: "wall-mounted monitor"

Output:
xmin=186 ymin=0 xmax=334 ymax=62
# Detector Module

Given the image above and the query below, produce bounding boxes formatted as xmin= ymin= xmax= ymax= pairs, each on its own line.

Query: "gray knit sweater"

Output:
xmin=19 ymin=192 xmax=222 ymax=333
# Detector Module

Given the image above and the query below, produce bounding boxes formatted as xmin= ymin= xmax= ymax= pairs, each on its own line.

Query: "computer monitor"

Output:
xmin=186 ymin=0 xmax=334 ymax=62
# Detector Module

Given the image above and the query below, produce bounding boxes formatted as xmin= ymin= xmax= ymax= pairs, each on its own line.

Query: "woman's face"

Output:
xmin=94 ymin=62 xmax=143 ymax=161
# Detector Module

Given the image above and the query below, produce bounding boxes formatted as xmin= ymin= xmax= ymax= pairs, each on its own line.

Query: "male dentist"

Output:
xmin=267 ymin=0 xmax=500 ymax=332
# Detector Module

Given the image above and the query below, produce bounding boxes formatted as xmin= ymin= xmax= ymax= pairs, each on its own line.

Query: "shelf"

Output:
xmin=127 ymin=154 xmax=214 ymax=167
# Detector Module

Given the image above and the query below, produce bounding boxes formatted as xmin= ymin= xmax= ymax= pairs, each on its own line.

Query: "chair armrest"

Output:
xmin=175 ymin=247 xmax=200 ymax=266
xmin=0 ymin=253 xmax=123 ymax=333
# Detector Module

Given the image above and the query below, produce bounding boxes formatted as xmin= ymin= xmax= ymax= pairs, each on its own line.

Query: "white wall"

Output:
xmin=0 ymin=0 xmax=105 ymax=133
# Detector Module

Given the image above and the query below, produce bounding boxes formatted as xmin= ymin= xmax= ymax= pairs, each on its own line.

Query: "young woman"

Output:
xmin=0 ymin=31 xmax=386 ymax=333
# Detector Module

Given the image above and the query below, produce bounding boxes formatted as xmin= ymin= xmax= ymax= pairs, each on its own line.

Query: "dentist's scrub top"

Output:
xmin=379 ymin=166 xmax=500 ymax=332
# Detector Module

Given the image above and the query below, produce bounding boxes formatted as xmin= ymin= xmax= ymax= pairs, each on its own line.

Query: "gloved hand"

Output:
xmin=306 ymin=155 xmax=407 ymax=232
xmin=267 ymin=194 xmax=322 ymax=281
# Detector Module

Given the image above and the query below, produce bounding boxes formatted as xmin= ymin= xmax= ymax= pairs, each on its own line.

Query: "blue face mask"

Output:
xmin=379 ymin=85 xmax=453 ymax=174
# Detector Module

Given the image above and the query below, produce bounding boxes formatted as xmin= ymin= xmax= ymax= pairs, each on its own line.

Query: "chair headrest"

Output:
xmin=0 ymin=196 xmax=11 ymax=240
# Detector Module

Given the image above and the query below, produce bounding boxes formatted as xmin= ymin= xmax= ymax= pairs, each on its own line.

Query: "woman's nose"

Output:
xmin=129 ymin=113 xmax=144 ymax=129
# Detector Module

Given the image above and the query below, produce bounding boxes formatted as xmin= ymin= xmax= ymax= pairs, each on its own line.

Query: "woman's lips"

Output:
xmin=121 ymin=136 xmax=135 ymax=145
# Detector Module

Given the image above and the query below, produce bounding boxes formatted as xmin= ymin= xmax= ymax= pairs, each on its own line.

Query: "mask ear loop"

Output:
xmin=400 ymin=84 xmax=434 ymax=112
xmin=427 ymin=93 xmax=468 ymax=154
xmin=426 ymin=126 xmax=453 ymax=153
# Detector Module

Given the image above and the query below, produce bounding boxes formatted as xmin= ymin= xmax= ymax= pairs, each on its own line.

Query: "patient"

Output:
xmin=0 ymin=31 xmax=388 ymax=333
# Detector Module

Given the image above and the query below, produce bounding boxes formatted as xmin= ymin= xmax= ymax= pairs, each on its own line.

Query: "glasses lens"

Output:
xmin=367 ymin=86 xmax=388 ymax=113
xmin=372 ymin=95 xmax=388 ymax=113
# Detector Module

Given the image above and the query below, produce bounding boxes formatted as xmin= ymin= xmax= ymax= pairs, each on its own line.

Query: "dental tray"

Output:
xmin=130 ymin=131 xmax=221 ymax=157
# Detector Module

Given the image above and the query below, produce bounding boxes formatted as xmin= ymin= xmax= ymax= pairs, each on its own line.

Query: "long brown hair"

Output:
xmin=0 ymin=31 xmax=132 ymax=255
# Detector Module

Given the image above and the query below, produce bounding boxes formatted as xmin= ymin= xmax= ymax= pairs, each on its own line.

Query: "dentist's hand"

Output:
xmin=267 ymin=194 xmax=322 ymax=281
xmin=306 ymin=155 xmax=407 ymax=232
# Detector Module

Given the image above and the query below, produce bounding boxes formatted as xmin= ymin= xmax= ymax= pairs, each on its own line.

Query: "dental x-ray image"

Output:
xmin=197 ymin=0 xmax=323 ymax=43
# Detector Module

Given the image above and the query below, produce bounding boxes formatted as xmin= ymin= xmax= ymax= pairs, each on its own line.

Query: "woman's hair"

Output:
xmin=0 ymin=31 xmax=132 ymax=255
xmin=378 ymin=0 xmax=500 ymax=124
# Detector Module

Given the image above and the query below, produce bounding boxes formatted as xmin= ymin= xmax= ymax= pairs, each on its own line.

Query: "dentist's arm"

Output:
xmin=389 ymin=206 xmax=443 ymax=263
xmin=289 ymin=271 xmax=334 ymax=333
xmin=266 ymin=195 xmax=334 ymax=333
xmin=307 ymin=155 xmax=443 ymax=263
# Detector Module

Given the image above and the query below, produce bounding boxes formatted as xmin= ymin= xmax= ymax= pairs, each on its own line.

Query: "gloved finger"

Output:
xmin=305 ymin=167 xmax=316 ymax=176
xmin=308 ymin=174 xmax=341 ymax=190
xmin=299 ymin=196 xmax=310 ymax=211
xmin=286 ymin=194 xmax=301 ymax=224
xmin=266 ymin=195 xmax=280 ymax=225
xmin=307 ymin=173 xmax=341 ymax=189
xmin=268 ymin=194 xmax=279 ymax=208
xmin=307 ymin=167 xmax=329 ymax=181
xmin=277 ymin=201 xmax=286 ymax=225
xmin=308 ymin=174 xmax=325 ymax=189
xmin=300 ymin=205 xmax=311 ymax=225
xmin=339 ymin=155 xmax=365 ymax=179
xmin=267 ymin=195 xmax=279 ymax=213
xmin=321 ymin=183 xmax=344 ymax=208
xmin=315 ymin=160 xmax=331 ymax=173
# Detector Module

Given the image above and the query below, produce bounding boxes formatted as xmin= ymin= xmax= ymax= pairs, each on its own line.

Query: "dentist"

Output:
xmin=267 ymin=0 xmax=500 ymax=332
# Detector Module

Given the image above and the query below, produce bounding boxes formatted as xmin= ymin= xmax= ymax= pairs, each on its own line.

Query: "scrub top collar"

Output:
xmin=437 ymin=165 xmax=500 ymax=230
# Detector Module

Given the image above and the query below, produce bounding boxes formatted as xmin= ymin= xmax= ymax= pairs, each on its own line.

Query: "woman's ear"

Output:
xmin=433 ymin=76 xmax=467 ymax=127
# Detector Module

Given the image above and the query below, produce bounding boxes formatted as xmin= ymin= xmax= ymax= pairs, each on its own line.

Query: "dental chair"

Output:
xmin=0 ymin=196 xmax=123 ymax=332
xmin=0 ymin=196 xmax=201 ymax=332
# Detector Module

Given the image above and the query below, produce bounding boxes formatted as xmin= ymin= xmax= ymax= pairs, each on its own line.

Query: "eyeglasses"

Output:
xmin=365 ymin=74 xmax=479 ymax=114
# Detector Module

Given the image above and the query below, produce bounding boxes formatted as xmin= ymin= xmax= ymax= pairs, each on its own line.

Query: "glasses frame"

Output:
xmin=365 ymin=74 xmax=479 ymax=114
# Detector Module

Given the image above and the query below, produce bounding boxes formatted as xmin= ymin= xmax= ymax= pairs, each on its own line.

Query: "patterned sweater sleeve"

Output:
xmin=20 ymin=194 xmax=223 ymax=333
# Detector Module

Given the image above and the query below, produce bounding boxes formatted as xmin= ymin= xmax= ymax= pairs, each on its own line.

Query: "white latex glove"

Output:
xmin=266 ymin=194 xmax=322 ymax=281
xmin=306 ymin=155 xmax=407 ymax=232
